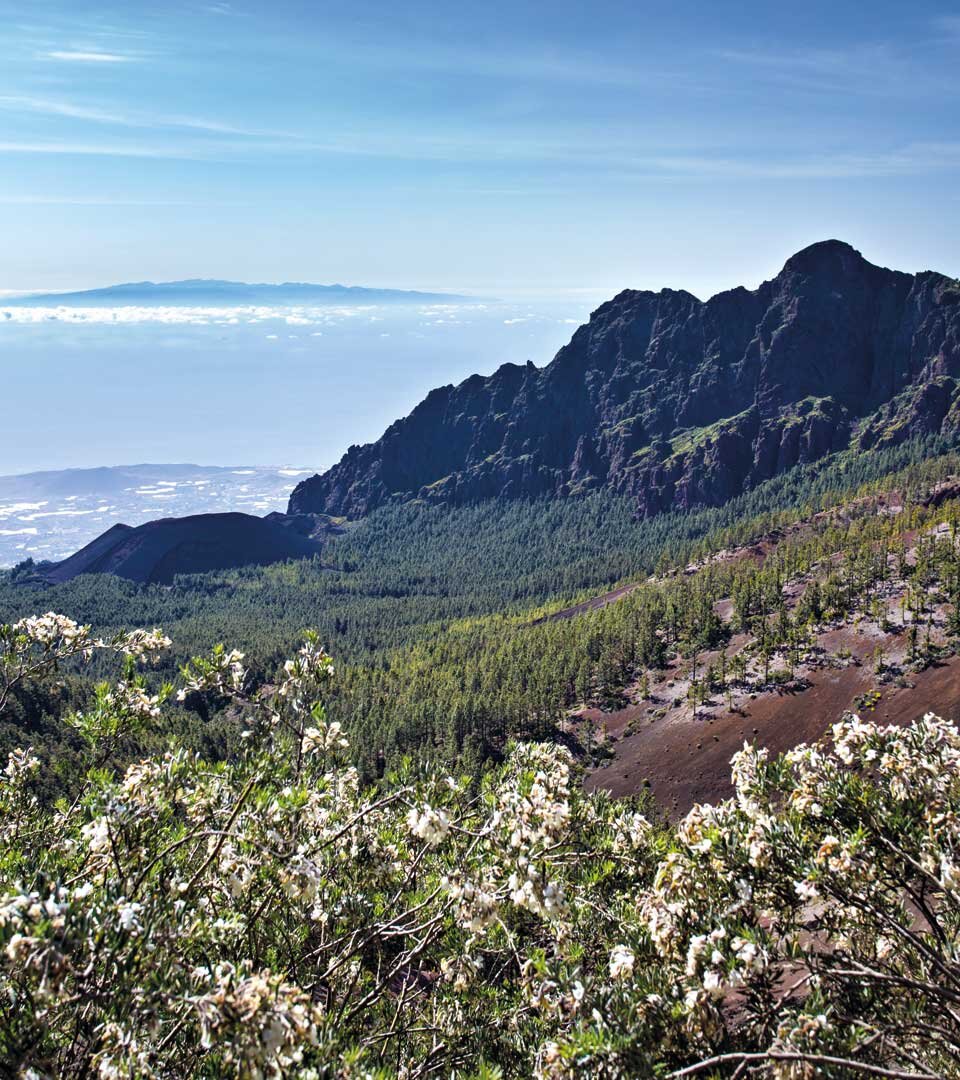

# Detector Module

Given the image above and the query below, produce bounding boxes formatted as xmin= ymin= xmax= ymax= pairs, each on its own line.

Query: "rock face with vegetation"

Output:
xmin=290 ymin=240 xmax=960 ymax=518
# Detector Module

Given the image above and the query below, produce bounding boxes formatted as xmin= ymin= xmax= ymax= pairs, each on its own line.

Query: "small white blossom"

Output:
xmin=609 ymin=944 xmax=635 ymax=980
xmin=406 ymin=805 xmax=450 ymax=846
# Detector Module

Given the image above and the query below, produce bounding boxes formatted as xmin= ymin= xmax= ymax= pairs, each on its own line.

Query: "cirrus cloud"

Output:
xmin=43 ymin=49 xmax=136 ymax=63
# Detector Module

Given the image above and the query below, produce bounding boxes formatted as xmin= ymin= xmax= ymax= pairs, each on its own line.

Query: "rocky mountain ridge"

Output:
xmin=289 ymin=241 xmax=960 ymax=519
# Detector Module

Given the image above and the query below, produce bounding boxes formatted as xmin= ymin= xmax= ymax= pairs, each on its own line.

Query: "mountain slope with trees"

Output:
xmin=5 ymin=438 xmax=960 ymax=800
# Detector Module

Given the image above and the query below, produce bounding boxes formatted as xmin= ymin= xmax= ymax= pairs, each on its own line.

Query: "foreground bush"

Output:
xmin=1 ymin=615 xmax=960 ymax=1077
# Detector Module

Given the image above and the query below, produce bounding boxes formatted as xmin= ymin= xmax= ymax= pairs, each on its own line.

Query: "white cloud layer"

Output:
xmin=0 ymin=302 xmax=493 ymax=327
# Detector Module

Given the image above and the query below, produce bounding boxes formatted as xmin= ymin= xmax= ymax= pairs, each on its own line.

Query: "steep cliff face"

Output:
xmin=289 ymin=241 xmax=960 ymax=519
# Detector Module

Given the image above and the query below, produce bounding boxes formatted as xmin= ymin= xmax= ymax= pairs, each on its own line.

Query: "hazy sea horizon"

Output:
xmin=4 ymin=296 xmax=597 ymax=477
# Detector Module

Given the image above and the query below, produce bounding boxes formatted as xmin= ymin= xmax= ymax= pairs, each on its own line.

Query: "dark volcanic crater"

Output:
xmin=42 ymin=512 xmax=328 ymax=585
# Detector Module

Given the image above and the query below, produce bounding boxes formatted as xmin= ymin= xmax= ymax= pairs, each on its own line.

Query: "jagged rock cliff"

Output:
xmin=289 ymin=241 xmax=960 ymax=519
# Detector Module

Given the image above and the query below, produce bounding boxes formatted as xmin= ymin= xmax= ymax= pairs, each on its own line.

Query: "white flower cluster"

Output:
xmin=278 ymin=850 xmax=325 ymax=905
xmin=640 ymin=709 xmax=960 ymax=1051
xmin=1 ymin=887 xmax=70 ymax=1002
xmin=81 ymin=816 xmax=112 ymax=855
xmin=106 ymin=680 xmax=164 ymax=722
xmin=619 ymin=809 xmax=653 ymax=850
xmin=442 ymin=874 xmax=499 ymax=933
xmin=406 ymin=803 xmax=450 ymax=846
xmin=302 ymin=719 xmax=349 ymax=754
xmin=608 ymin=944 xmax=635 ymax=980
xmin=191 ymin=964 xmax=322 ymax=1077
xmin=770 ymin=1012 xmax=832 ymax=1076
xmin=507 ymin=862 xmax=566 ymax=918
xmin=178 ymin=647 xmax=246 ymax=700
xmin=94 ymin=1021 xmax=154 ymax=1080
xmin=440 ymin=951 xmax=484 ymax=992
xmin=115 ymin=898 xmax=143 ymax=934
xmin=496 ymin=749 xmax=573 ymax=849
xmin=4 ymin=746 xmax=39 ymax=781
xmin=13 ymin=612 xmax=88 ymax=648
xmin=682 ymin=926 xmax=768 ymax=1005
xmin=120 ymin=750 xmax=190 ymax=805
xmin=489 ymin=744 xmax=574 ymax=923
xmin=1 ymin=617 xmax=174 ymax=734
xmin=216 ymin=839 xmax=256 ymax=900
xmin=277 ymin=638 xmax=334 ymax=699
xmin=117 ymin=627 xmax=172 ymax=660
xmin=5 ymin=613 xmax=960 ymax=1077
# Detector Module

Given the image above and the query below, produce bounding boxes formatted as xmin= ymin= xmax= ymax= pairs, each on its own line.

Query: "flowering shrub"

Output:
xmin=1 ymin=615 xmax=960 ymax=1077
xmin=636 ymin=712 xmax=960 ymax=1078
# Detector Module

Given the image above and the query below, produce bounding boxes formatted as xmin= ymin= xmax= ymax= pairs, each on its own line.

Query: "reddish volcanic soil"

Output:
xmin=575 ymin=492 xmax=960 ymax=820
xmin=586 ymin=651 xmax=960 ymax=820
xmin=583 ymin=539 xmax=960 ymax=820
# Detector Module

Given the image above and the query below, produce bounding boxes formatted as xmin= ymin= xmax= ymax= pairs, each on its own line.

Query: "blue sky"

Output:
xmin=0 ymin=0 xmax=958 ymax=297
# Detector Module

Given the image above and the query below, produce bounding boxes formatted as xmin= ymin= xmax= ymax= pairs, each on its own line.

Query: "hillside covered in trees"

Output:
xmin=4 ymin=436 xmax=960 ymax=807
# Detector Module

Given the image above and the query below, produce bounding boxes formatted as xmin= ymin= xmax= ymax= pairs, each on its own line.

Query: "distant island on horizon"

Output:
xmin=3 ymin=279 xmax=472 ymax=307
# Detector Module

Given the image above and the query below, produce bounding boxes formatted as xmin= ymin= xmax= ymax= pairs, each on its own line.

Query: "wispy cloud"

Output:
xmin=154 ymin=115 xmax=303 ymax=138
xmin=0 ymin=94 xmax=304 ymax=141
xmin=713 ymin=41 xmax=960 ymax=98
xmin=0 ymin=141 xmax=212 ymax=160
xmin=0 ymin=194 xmax=197 ymax=206
xmin=1 ymin=116 xmax=956 ymax=181
xmin=0 ymin=95 xmax=126 ymax=124
xmin=43 ymin=50 xmax=136 ymax=63
xmin=330 ymin=39 xmax=692 ymax=91
xmin=416 ymin=48 xmax=663 ymax=89
xmin=648 ymin=142 xmax=960 ymax=180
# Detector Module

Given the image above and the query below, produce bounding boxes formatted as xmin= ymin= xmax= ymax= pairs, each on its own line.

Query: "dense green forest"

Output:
xmin=2 ymin=435 xmax=960 ymax=786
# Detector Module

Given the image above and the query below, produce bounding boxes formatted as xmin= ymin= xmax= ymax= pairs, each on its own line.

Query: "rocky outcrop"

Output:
xmin=289 ymin=241 xmax=960 ymax=519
